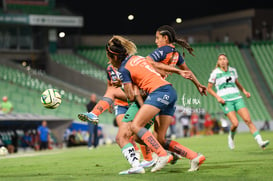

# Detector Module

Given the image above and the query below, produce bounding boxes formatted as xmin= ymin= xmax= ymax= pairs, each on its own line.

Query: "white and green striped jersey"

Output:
xmin=208 ymin=66 xmax=242 ymax=101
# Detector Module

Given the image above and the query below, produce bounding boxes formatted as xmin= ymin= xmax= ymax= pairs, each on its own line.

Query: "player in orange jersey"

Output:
xmin=146 ymin=25 xmax=206 ymax=94
xmin=106 ymin=35 xmax=206 ymax=174
xmin=120 ymin=25 xmax=207 ymax=172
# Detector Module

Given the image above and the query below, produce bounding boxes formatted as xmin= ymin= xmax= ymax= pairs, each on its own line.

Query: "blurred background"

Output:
xmin=0 ymin=0 xmax=272 ymax=153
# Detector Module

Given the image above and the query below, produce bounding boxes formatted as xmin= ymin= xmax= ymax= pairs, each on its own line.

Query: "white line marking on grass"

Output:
xmin=0 ymin=150 xmax=63 ymax=159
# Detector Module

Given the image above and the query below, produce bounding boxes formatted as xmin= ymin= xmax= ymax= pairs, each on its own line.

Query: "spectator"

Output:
xmin=203 ymin=112 xmax=213 ymax=135
xmin=198 ymin=109 xmax=205 ymax=131
xmin=11 ymin=130 xmax=18 ymax=153
xmin=97 ymin=125 xmax=105 ymax=145
xmin=0 ymin=96 xmax=13 ymax=114
xmin=37 ymin=120 xmax=50 ymax=150
xmin=1 ymin=131 xmax=15 ymax=154
xmin=190 ymin=112 xmax=199 ymax=136
xmin=21 ymin=130 xmax=33 ymax=150
xmin=212 ymin=118 xmax=221 ymax=134
xmin=30 ymin=129 xmax=40 ymax=151
xmin=86 ymin=93 xmax=99 ymax=150
xmin=75 ymin=129 xmax=86 ymax=145
xmin=219 ymin=116 xmax=230 ymax=134
xmin=179 ymin=112 xmax=190 ymax=137
xmin=67 ymin=130 xmax=77 ymax=147
xmin=260 ymin=120 xmax=270 ymax=131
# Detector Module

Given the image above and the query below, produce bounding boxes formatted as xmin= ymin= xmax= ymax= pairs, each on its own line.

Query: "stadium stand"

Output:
xmin=250 ymin=41 xmax=273 ymax=94
xmin=50 ymin=52 xmax=107 ymax=82
xmin=0 ymin=64 xmax=114 ymax=124
xmin=77 ymin=47 xmax=109 ymax=69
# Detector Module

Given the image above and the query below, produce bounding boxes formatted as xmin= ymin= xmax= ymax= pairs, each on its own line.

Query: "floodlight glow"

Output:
xmin=128 ymin=14 xmax=134 ymax=21
xmin=59 ymin=32 xmax=65 ymax=38
xmin=176 ymin=18 xmax=182 ymax=24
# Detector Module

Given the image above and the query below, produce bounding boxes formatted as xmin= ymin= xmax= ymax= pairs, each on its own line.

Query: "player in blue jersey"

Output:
xmin=146 ymin=25 xmax=206 ymax=96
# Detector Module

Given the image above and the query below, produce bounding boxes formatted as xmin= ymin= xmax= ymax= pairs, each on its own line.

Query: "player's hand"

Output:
xmin=244 ymin=90 xmax=251 ymax=98
xmin=217 ymin=97 xmax=225 ymax=104
xmin=180 ymin=70 xmax=193 ymax=80
xmin=197 ymin=84 xmax=207 ymax=96
xmin=111 ymin=79 xmax=122 ymax=88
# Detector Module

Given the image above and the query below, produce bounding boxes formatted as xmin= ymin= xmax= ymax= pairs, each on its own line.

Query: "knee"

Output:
xmin=233 ymin=122 xmax=239 ymax=128
xmin=130 ymin=122 xmax=140 ymax=134
xmin=115 ymin=134 xmax=121 ymax=145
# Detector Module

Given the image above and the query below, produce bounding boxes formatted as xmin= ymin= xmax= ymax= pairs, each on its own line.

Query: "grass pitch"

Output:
xmin=0 ymin=131 xmax=272 ymax=181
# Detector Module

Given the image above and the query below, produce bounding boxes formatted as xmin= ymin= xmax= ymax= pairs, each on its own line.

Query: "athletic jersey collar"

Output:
xmin=160 ymin=44 xmax=175 ymax=49
xmin=120 ymin=55 xmax=132 ymax=68
xmin=167 ymin=44 xmax=175 ymax=48
xmin=218 ymin=66 xmax=229 ymax=72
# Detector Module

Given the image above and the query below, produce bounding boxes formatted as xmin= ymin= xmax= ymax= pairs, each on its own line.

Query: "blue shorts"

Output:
xmin=114 ymin=105 xmax=129 ymax=116
xmin=144 ymin=84 xmax=177 ymax=116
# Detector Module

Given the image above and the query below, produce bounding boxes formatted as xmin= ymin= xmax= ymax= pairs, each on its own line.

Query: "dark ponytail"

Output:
xmin=157 ymin=25 xmax=194 ymax=57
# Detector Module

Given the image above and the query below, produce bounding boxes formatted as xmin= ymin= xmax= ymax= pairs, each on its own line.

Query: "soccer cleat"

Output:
xmin=259 ymin=140 xmax=269 ymax=150
xmin=188 ymin=153 xmax=206 ymax=172
xmin=140 ymin=160 xmax=156 ymax=168
xmin=119 ymin=166 xmax=145 ymax=175
xmin=151 ymin=155 xmax=170 ymax=172
xmin=169 ymin=152 xmax=181 ymax=165
xmin=78 ymin=112 xmax=99 ymax=124
xmin=228 ymin=135 xmax=235 ymax=150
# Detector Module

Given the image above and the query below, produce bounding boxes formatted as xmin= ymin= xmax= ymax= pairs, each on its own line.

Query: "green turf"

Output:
xmin=0 ymin=131 xmax=272 ymax=181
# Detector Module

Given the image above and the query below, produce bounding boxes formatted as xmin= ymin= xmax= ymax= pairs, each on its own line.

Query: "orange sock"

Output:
xmin=137 ymin=128 xmax=167 ymax=157
xmin=140 ymin=144 xmax=153 ymax=161
xmin=129 ymin=136 xmax=139 ymax=151
xmin=165 ymin=140 xmax=198 ymax=160
xmin=91 ymin=98 xmax=112 ymax=116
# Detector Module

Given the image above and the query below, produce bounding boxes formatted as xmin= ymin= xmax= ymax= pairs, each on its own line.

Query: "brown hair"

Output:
xmin=215 ymin=53 xmax=229 ymax=68
xmin=106 ymin=35 xmax=137 ymax=62
xmin=157 ymin=25 xmax=194 ymax=57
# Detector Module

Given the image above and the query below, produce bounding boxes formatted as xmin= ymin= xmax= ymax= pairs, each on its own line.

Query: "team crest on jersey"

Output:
xmin=163 ymin=95 xmax=170 ymax=100
xmin=159 ymin=50 xmax=164 ymax=56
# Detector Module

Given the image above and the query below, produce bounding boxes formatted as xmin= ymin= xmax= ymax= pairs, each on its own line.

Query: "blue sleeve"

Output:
xmin=118 ymin=67 xmax=132 ymax=84
xmin=148 ymin=47 xmax=168 ymax=62
xmin=37 ymin=126 xmax=41 ymax=133
xmin=177 ymin=52 xmax=185 ymax=66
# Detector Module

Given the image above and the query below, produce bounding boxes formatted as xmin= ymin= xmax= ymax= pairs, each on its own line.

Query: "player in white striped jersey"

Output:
xmin=207 ymin=53 xmax=269 ymax=150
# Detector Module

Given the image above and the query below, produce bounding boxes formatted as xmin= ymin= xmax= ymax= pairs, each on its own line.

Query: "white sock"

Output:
xmin=253 ymin=131 xmax=264 ymax=145
xmin=229 ymin=131 xmax=236 ymax=140
xmin=254 ymin=134 xmax=263 ymax=145
xmin=122 ymin=145 xmax=140 ymax=168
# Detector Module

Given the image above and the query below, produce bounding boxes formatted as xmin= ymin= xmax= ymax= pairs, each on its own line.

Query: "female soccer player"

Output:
xmin=78 ymin=64 xmax=148 ymax=168
xmin=207 ymin=53 xmax=269 ymax=150
xmin=118 ymin=25 xmax=208 ymax=173
xmin=79 ymin=64 xmax=180 ymax=175
xmin=106 ymin=35 xmax=206 ymax=173
xmin=146 ymin=25 xmax=207 ymax=95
